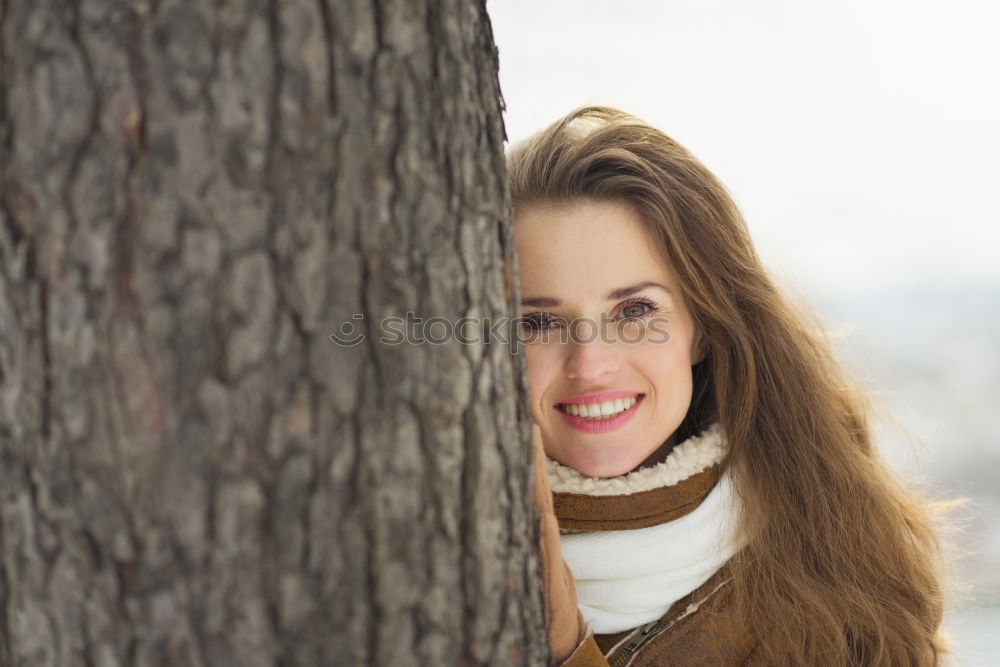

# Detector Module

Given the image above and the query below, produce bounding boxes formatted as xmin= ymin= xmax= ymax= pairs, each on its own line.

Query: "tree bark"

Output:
xmin=0 ymin=1 xmax=547 ymax=665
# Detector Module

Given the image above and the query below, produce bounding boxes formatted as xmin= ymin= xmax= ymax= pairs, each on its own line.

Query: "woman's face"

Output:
xmin=514 ymin=199 xmax=702 ymax=478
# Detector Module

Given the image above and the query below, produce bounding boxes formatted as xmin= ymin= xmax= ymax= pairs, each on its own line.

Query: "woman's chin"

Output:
xmin=560 ymin=453 xmax=644 ymax=479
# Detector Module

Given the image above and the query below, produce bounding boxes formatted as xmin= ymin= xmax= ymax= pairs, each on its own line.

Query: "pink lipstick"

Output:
xmin=555 ymin=393 xmax=644 ymax=434
xmin=556 ymin=389 xmax=642 ymax=405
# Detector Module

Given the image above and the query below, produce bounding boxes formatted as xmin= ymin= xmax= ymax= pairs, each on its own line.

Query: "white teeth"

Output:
xmin=561 ymin=395 xmax=639 ymax=420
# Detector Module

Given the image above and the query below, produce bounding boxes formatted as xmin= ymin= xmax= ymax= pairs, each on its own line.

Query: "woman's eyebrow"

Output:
xmin=521 ymin=281 xmax=670 ymax=308
xmin=605 ymin=280 xmax=671 ymax=301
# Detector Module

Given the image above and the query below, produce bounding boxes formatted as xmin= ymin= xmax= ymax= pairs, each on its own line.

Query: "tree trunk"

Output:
xmin=0 ymin=1 xmax=547 ymax=665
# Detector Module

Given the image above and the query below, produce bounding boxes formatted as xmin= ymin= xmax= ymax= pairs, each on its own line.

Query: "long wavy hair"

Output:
xmin=507 ymin=107 xmax=949 ymax=665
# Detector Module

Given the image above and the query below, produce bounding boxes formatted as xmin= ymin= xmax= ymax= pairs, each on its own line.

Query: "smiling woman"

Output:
xmin=508 ymin=108 xmax=949 ymax=666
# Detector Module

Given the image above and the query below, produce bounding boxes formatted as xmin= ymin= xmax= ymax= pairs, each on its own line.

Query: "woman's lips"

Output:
xmin=556 ymin=389 xmax=642 ymax=405
xmin=555 ymin=394 xmax=644 ymax=434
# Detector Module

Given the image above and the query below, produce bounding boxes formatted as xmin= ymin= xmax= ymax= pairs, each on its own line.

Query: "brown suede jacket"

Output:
xmin=553 ymin=464 xmax=767 ymax=667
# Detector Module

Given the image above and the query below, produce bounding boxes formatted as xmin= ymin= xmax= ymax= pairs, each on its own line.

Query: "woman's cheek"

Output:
xmin=523 ymin=345 xmax=547 ymax=425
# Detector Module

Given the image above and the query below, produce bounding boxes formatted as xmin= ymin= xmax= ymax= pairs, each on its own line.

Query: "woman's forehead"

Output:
xmin=514 ymin=202 xmax=678 ymax=302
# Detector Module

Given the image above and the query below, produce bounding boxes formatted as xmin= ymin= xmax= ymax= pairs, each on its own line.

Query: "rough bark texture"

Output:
xmin=0 ymin=0 xmax=547 ymax=665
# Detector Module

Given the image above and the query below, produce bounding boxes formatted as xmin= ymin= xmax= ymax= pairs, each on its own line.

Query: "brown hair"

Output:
xmin=508 ymin=107 xmax=949 ymax=665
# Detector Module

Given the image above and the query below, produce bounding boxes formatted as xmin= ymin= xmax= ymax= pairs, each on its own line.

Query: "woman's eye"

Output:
xmin=616 ymin=298 xmax=657 ymax=320
xmin=621 ymin=303 xmax=649 ymax=319
xmin=520 ymin=313 xmax=561 ymax=333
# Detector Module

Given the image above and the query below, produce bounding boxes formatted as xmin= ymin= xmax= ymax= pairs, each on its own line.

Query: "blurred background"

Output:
xmin=489 ymin=1 xmax=999 ymax=663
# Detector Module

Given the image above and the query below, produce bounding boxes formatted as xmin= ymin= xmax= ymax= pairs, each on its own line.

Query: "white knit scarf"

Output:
xmin=547 ymin=425 xmax=742 ymax=635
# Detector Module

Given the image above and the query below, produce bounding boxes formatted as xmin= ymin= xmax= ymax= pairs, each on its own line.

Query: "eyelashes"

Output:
xmin=616 ymin=296 xmax=659 ymax=321
xmin=520 ymin=296 xmax=661 ymax=333
xmin=519 ymin=312 xmax=562 ymax=334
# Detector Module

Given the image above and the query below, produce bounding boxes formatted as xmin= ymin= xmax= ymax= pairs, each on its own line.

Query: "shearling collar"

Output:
xmin=547 ymin=424 xmax=727 ymax=532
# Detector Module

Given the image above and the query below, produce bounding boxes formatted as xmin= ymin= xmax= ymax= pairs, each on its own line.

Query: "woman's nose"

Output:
xmin=563 ymin=324 xmax=621 ymax=382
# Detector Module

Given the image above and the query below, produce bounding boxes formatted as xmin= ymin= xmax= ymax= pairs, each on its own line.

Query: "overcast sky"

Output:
xmin=489 ymin=0 xmax=1000 ymax=298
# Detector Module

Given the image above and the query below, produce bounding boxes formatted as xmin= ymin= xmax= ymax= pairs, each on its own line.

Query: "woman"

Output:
xmin=508 ymin=107 xmax=948 ymax=665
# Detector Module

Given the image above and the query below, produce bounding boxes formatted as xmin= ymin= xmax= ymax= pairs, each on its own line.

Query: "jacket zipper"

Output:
xmin=607 ymin=620 xmax=665 ymax=667
xmin=604 ymin=577 xmax=732 ymax=667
